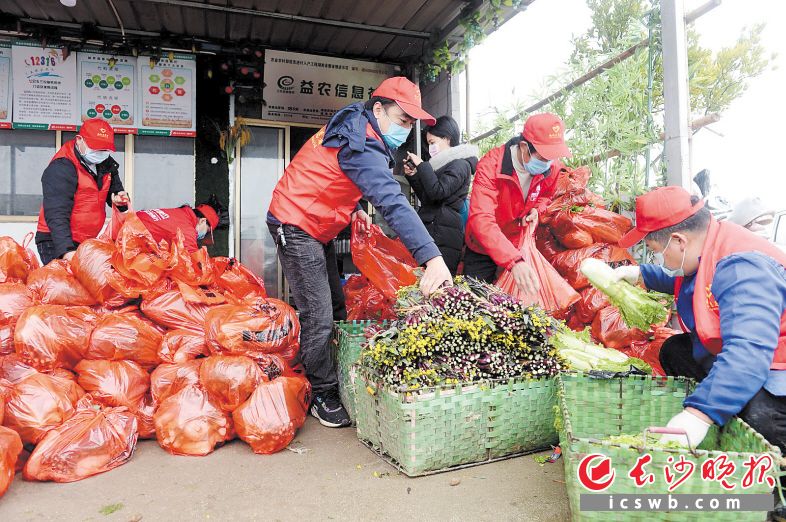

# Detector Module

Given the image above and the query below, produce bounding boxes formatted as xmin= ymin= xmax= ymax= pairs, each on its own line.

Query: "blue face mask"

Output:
xmin=524 ymin=155 xmax=552 ymax=175
xmin=380 ymin=110 xmax=411 ymax=150
xmin=197 ymin=227 xmax=207 ymax=240
xmin=656 ymin=237 xmax=686 ymax=277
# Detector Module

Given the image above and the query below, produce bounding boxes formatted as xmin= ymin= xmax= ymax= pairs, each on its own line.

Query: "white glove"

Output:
xmin=612 ymin=265 xmax=641 ymax=285
xmin=659 ymin=409 xmax=712 ymax=448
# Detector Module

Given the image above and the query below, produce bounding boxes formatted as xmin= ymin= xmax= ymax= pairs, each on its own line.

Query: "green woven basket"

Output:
xmin=557 ymin=373 xmax=783 ymax=521
xmin=332 ymin=321 xmax=384 ymax=422
xmin=355 ymin=371 xmax=559 ymax=476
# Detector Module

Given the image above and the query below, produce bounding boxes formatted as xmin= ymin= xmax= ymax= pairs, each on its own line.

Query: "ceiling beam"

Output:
xmin=127 ymin=0 xmax=433 ymax=39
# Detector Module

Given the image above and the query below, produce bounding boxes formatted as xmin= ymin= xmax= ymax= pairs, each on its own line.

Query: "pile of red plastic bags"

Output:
xmin=0 ymin=211 xmax=309 ymax=493
xmin=536 ymin=167 xmax=677 ymax=374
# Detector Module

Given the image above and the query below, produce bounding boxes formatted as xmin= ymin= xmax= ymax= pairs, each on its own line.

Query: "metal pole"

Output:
xmin=227 ymin=94 xmax=236 ymax=258
xmin=661 ymin=0 xmax=692 ymax=189
xmin=465 ymin=54 xmax=471 ymax=139
xmin=413 ymin=69 xmax=422 ymax=158
xmin=134 ymin=0 xmax=432 ymax=39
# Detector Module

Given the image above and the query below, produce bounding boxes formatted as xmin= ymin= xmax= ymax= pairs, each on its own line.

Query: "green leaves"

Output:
xmin=470 ymin=0 xmax=771 ymax=213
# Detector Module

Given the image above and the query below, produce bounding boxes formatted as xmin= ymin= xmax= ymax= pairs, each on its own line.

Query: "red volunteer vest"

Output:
xmin=674 ymin=218 xmax=786 ymax=369
xmin=268 ymin=124 xmax=382 ymax=243
xmin=37 ymin=140 xmax=111 ymax=244
xmin=137 ymin=207 xmax=199 ymax=253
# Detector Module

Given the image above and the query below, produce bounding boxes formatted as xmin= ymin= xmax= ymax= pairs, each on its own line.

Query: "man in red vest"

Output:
xmin=137 ymin=195 xmax=228 ymax=252
xmin=267 ymin=76 xmax=452 ymax=428
xmin=36 ymin=118 xmax=128 ymax=264
xmin=613 ymin=186 xmax=786 ymax=452
xmin=463 ymin=113 xmax=571 ymax=294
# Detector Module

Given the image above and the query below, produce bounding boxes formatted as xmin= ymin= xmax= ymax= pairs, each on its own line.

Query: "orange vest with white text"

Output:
xmin=37 ymin=140 xmax=111 ymax=244
xmin=268 ymin=124 xmax=383 ymax=243
xmin=674 ymin=218 xmax=786 ymax=369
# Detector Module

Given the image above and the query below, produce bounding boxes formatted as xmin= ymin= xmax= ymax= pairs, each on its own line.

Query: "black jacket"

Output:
xmin=408 ymin=144 xmax=479 ymax=274
xmin=36 ymin=144 xmax=125 ymax=259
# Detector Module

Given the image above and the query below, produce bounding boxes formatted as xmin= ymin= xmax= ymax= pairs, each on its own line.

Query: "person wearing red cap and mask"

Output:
xmin=464 ymin=113 xmax=571 ymax=294
xmin=36 ymin=118 xmax=129 ymax=264
xmin=610 ymin=186 xmax=786 ymax=454
xmin=267 ymin=76 xmax=453 ymax=428
xmin=137 ymin=195 xmax=228 ymax=252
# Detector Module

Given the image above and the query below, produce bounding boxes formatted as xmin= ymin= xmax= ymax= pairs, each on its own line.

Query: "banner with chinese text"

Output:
xmin=12 ymin=42 xmax=78 ymax=130
xmin=138 ymin=54 xmax=197 ymax=136
xmin=262 ymin=50 xmax=399 ymax=124
xmin=78 ymin=51 xmax=137 ymax=133
xmin=0 ymin=43 xmax=11 ymax=128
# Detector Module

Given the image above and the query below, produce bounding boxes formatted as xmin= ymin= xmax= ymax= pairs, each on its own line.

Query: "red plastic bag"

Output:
xmin=0 ymin=283 xmax=34 ymax=325
xmin=213 ymin=257 xmax=267 ymax=300
xmin=350 ymin=221 xmax=417 ymax=300
xmin=551 ymin=243 xmax=635 ymax=290
xmin=26 ymin=261 xmax=97 ymax=306
xmin=24 ymin=397 xmax=138 ymax=483
xmin=534 ymin=226 xmax=565 ymax=262
xmin=150 ymin=359 xmax=204 ymax=404
xmin=495 ymin=225 xmax=580 ymax=313
xmin=552 ymin=207 xmax=632 ymax=247
xmin=573 ymin=287 xmax=611 ymax=325
xmin=199 ymin=355 xmax=263 ymax=412
xmin=0 ymin=354 xmax=38 ymax=384
xmin=618 ymin=341 xmax=666 ymax=376
xmin=0 ymin=425 xmax=22 ymax=498
xmin=69 ymin=239 xmax=126 ymax=306
xmin=14 ymin=305 xmax=99 ymax=371
xmin=110 ymin=211 xmax=172 ymax=292
xmin=141 ymin=290 xmax=219 ymax=333
xmin=205 ymin=299 xmax=300 ymax=363
xmin=542 ymin=167 xmax=605 ymax=223
xmin=233 ymin=374 xmax=311 ymax=454
xmin=102 ymin=202 xmax=132 ymax=242
xmin=169 ymin=230 xmax=215 ymax=287
xmin=159 ymin=329 xmax=209 ymax=364
xmin=0 ymin=284 xmax=33 ymax=355
xmin=86 ymin=312 xmax=163 ymax=370
xmin=624 ymin=326 xmax=681 ymax=377
xmin=3 ymin=371 xmax=84 ymax=444
xmin=591 ymin=306 xmax=650 ymax=350
xmin=0 ymin=235 xmax=39 ymax=284
xmin=153 ymin=384 xmax=231 ymax=456
xmin=0 ymin=325 xmax=13 ymax=356
xmin=134 ymin=394 xmax=157 ymax=440
xmin=566 ymin=313 xmax=587 ymax=332
xmin=74 ymin=360 xmax=150 ymax=410
xmin=344 ymin=275 xmax=396 ymax=321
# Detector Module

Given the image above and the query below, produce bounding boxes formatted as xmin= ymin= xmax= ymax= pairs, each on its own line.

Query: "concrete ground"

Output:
xmin=0 ymin=417 xmax=570 ymax=522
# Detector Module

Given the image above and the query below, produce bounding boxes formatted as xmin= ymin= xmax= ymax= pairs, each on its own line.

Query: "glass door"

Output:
xmin=238 ymin=126 xmax=285 ymax=298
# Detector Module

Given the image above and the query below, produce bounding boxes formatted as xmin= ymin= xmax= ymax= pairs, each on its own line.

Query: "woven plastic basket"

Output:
xmin=332 ymin=321 xmax=384 ymax=421
xmin=355 ymin=371 xmax=559 ymax=476
xmin=557 ymin=373 xmax=783 ymax=521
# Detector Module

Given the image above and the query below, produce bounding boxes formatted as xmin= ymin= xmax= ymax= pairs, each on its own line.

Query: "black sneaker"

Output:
xmin=310 ymin=389 xmax=351 ymax=428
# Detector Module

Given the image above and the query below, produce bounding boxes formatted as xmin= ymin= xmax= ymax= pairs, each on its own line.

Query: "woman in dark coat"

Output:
xmin=404 ymin=116 xmax=478 ymax=275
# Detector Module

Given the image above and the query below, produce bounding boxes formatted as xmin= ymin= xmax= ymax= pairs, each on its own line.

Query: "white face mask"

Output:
xmin=82 ymin=146 xmax=110 ymax=165
xmin=428 ymin=143 xmax=441 ymax=157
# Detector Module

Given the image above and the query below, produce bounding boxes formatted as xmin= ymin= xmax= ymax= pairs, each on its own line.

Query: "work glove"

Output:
xmin=612 ymin=265 xmax=641 ymax=285
xmin=659 ymin=409 xmax=712 ymax=448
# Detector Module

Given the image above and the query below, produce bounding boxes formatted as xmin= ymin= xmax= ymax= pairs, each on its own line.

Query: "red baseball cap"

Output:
xmin=78 ymin=118 xmax=115 ymax=151
xmin=196 ymin=204 xmax=220 ymax=230
xmin=618 ymin=186 xmax=705 ymax=248
xmin=372 ymin=77 xmax=436 ymax=126
xmin=522 ymin=113 xmax=571 ymax=160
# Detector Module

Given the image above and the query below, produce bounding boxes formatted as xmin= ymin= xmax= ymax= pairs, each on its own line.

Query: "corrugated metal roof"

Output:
xmin=0 ymin=0 xmax=530 ymax=63
xmin=0 ymin=0 xmax=527 ymax=64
